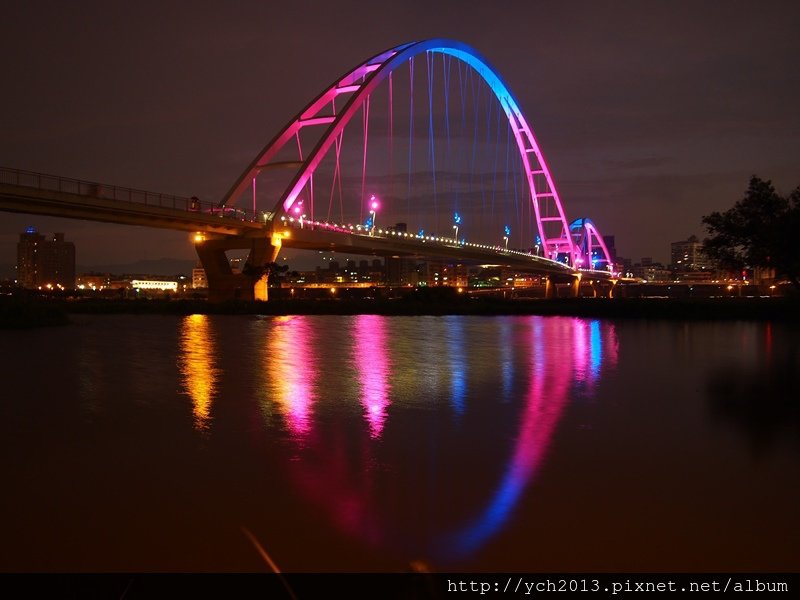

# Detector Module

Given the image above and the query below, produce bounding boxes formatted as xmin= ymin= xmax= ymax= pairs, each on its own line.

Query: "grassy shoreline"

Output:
xmin=2 ymin=294 xmax=798 ymax=328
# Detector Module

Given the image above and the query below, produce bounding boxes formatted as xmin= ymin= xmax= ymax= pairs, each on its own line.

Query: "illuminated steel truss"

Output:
xmin=223 ymin=39 xmax=613 ymax=269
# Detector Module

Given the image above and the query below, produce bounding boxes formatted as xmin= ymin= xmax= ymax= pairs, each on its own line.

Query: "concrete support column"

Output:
xmin=570 ymin=274 xmax=582 ymax=298
xmin=195 ymin=235 xmax=280 ymax=302
xmin=544 ymin=277 xmax=553 ymax=299
xmin=250 ymin=235 xmax=281 ymax=301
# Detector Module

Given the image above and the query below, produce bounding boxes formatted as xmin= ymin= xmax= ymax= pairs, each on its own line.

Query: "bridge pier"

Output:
xmin=570 ymin=274 xmax=582 ymax=298
xmin=544 ymin=277 xmax=553 ymax=299
xmin=195 ymin=235 xmax=280 ymax=302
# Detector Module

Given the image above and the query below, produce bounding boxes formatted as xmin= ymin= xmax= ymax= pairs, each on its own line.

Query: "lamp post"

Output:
xmin=368 ymin=194 xmax=379 ymax=236
xmin=292 ymin=199 xmax=305 ymax=227
xmin=503 ymin=225 xmax=511 ymax=250
xmin=453 ymin=212 xmax=462 ymax=243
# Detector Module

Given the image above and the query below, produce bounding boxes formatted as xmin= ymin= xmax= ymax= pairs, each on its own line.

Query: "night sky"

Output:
xmin=1 ymin=0 xmax=798 ymax=271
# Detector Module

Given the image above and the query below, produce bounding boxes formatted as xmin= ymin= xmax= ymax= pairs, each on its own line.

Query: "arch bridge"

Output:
xmin=0 ymin=39 xmax=617 ymax=300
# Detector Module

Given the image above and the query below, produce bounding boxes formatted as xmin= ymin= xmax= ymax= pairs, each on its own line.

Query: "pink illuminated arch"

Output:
xmin=569 ymin=217 xmax=614 ymax=271
xmin=223 ymin=39 xmax=577 ymax=262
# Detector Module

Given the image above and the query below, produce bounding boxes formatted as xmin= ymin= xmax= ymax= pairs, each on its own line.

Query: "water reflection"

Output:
xmin=178 ymin=314 xmax=219 ymax=432
xmin=500 ymin=319 xmax=514 ymax=398
xmin=263 ymin=315 xmax=618 ymax=564
xmin=76 ymin=335 xmax=106 ymax=416
xmin=443 ymin=317 xmax=575 ymax=558
xmin=450 ymin=316 xmax=620 ymax=559
xmin=573 ymin=319 xmax=619 ymax=388
xmin=7 ymin=314 xmax=799 ymax=572
xmin=446 ymin=316 xmax=467 ymax=415
xmin=354 ymin=315 xmax=392 ymax=438
xmin=263 ymin=316 xmax=318 ymax=440
xmin=707 ymin=323 xmax=800 ymax=453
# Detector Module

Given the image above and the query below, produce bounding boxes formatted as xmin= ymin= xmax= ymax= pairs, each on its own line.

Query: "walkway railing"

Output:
xmin=276 ymin=215 xmax=579 ymax=274
xmin=0 ymin=165 xmax=262 ymax=222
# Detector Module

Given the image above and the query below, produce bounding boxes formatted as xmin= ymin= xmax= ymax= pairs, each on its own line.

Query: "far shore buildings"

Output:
xmin=671 ymin=235 xmax=714 ymax=273
xmin=15 ymin=226 xmax=192 ymax=294
xmin=14 ymin=224 xmax=774 ymax=294
xmin=617 ymin=235 xmax=717 ymax=282
xmin=16 ymin=227 xmax=75 ymax=290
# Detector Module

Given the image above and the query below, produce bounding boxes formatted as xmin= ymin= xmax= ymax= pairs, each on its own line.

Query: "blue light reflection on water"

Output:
xmin=499 ymin=318 xmax=514 ymax=398
xmin=445 ymin=315 xmax=467 ymax=415
xmin=590 ymin=319 xmax=602 ymax=383
xmin=438 ymin=316 xmax=617 ymax=561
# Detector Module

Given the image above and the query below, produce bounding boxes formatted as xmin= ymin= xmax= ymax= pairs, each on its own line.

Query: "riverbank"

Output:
xmin=2 ymin=293 xmax=798 ymax=328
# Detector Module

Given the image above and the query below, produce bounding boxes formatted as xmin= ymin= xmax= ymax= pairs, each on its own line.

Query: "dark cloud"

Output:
xmin=602 ymin=157 xmax=676 ymax=171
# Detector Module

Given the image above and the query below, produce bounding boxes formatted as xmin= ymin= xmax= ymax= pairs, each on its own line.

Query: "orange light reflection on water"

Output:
xmin=178 ymin=314 xmax=219 ymax=432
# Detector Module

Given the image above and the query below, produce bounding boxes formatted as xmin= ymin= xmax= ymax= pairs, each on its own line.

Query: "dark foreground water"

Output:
xmin=1 ymin=314 xmax=798 ymax=573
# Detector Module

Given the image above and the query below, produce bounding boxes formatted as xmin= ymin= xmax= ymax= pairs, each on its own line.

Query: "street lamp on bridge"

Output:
xmin=503 ymin=225 xmax=511 ymax=250
xmin=368 ymin=194 xmax=379 ymax=236
xmin=453 ymin=212 xmax=461 ymax=242
xmin=292 ymin=199 xmax=306 ymax=228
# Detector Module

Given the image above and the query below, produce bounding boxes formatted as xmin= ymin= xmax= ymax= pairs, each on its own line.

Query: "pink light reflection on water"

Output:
xmin=275 ymin=316 xmax=618 ymax=565
xmin=354 ymin=314 xmax=392 ymax=439
xmin=266 ymin=316 xmax=317 ymax=439
xmin=441 ymin=317 xmax=576 ymax=558
xmin=572 ymin=318 xmax=619 ymax=388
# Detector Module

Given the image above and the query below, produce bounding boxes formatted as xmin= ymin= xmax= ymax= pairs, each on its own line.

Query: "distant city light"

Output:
xmin=131 ymin=279 xmax=178 ymax=292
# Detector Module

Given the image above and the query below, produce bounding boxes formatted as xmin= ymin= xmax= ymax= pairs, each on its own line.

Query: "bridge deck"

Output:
xmin=1 ymin=166 xmax=616 ymax=280
xmin=0 ymin=181 xmax=266 ymax=237
xmin=279 ymin=223 xmax=583 ymax=277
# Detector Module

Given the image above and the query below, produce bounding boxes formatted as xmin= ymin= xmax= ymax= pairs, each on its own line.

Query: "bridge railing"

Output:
xmin=0 ymin=165 xmax=263 ymax=223
xmin=277 ymin=215 xmax=577 ymax=273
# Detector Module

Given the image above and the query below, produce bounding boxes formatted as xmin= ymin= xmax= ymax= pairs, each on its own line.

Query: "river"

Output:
xmin=1 ymin=314 xmax=798 ymax=572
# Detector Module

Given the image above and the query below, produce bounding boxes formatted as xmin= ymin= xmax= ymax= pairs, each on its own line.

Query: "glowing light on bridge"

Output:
xmin=367 ymin=194 xmax=379 ymax=234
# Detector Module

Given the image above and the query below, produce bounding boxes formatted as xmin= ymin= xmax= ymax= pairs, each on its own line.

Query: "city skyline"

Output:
xmin=1 ymin=1 xmax=798 ymax=270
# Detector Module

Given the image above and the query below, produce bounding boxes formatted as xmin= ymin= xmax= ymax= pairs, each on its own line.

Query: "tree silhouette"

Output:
xmin=242 ymin=261 xmax=289 ymax=287
xmin=702 ymin=176 xmax=800 ymax=290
